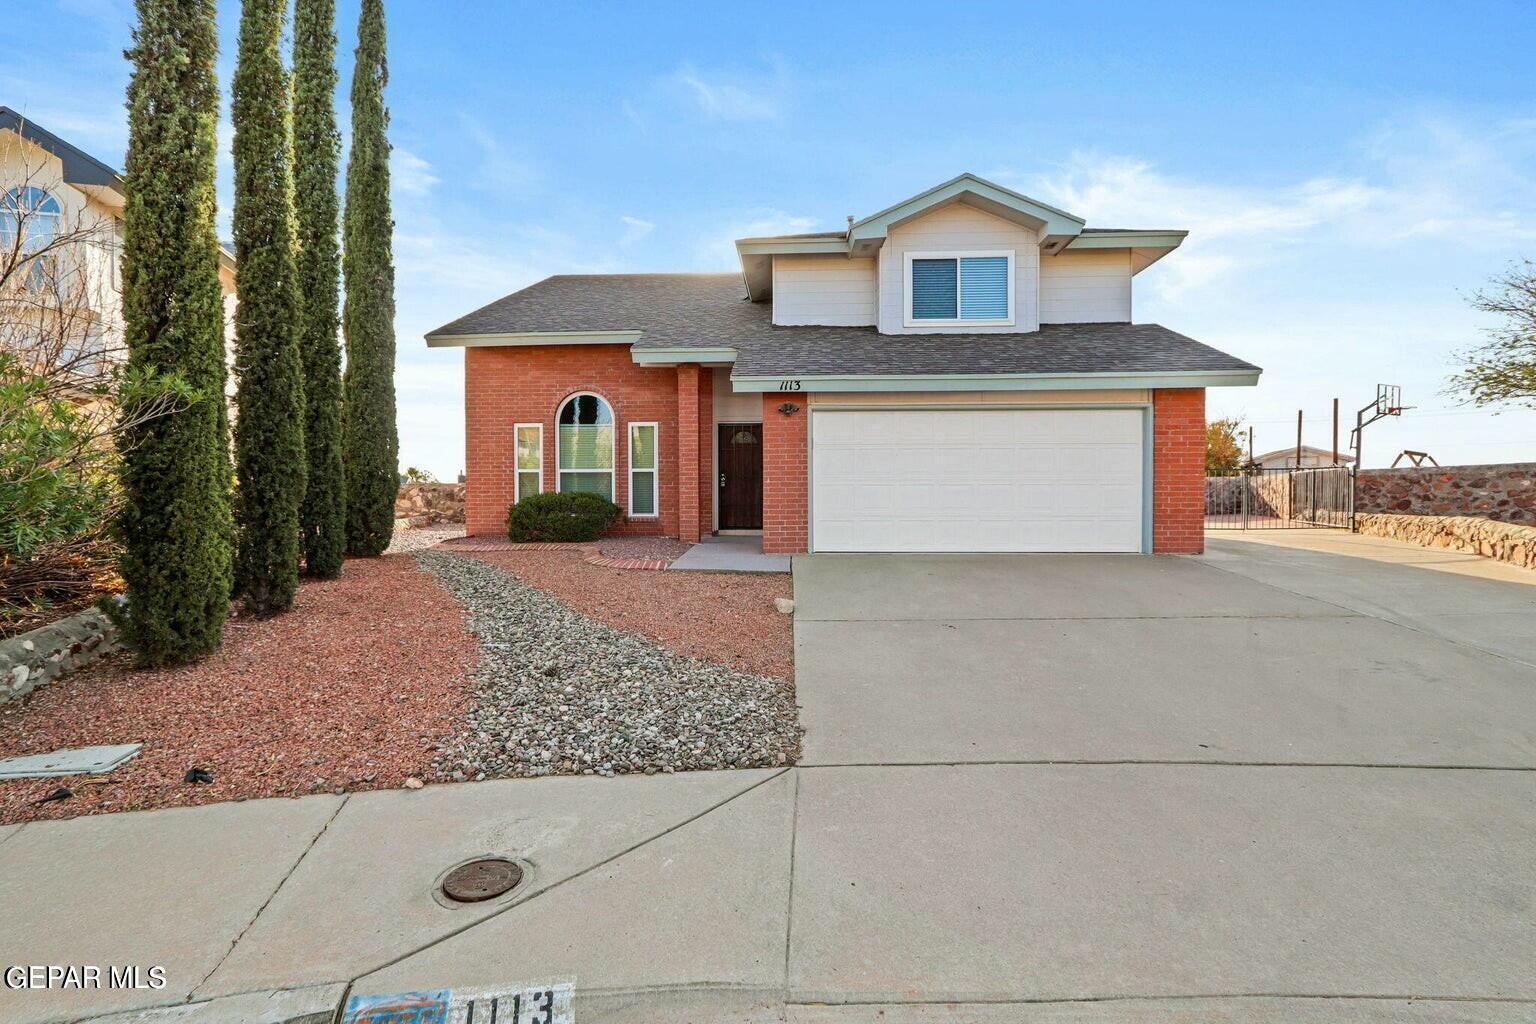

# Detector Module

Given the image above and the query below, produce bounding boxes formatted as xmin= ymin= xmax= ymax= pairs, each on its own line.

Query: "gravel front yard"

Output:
xmin=1 ymin=529 xmax=799 ymax=822
xmin=464 ymin=547 xmax=794 ymax=680
xmin=0 ymin=556 xmax=475 ymax=824
xmin=417 ymin=549 xmax=801 ymax=780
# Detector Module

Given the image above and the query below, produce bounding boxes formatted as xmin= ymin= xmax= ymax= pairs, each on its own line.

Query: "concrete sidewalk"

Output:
xmin=4 ymin=532 xmax=1534 ymax=1023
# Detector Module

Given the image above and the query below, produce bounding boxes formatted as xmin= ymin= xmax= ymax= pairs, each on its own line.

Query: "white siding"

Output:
xmin=1039 ymin=250 xmax=1132 ymax=324
xmin=876 ymin=203 xmax=1041 ymax=335
xmin=771 ymin=255 xmax=876 ymax=326
xmin=712 ymin=366 xmax=761 ymax=422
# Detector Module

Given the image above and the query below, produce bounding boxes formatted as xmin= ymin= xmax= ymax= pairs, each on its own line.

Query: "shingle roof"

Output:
xmin=429 ymin=273 xmax=1260 ymax=379
xmin=0 ymin=106 xmax=123 ymax=192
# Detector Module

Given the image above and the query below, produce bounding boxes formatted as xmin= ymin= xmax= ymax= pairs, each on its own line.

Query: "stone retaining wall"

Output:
xmin=396 ymin=482 xmax=466 ymax=524
xmin=1355 ymin=513 xmax=1536 ymax=571
xmin=1 ymin=605 xmax=119 ymax=704
xmin=1355 ymin=463 xmax=1535 ymax=524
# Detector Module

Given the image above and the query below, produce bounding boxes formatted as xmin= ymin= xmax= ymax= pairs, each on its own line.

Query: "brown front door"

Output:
xmin=717 ymin=423 xmax=763 ymax=530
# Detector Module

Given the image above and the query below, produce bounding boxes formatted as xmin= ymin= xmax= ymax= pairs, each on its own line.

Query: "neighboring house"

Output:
xmin=1253 ymin=445 xmax=1354 ymax=470
xmin=429 ymin=173 xmax=1261 ymax=554
xmin=0 ymin=107 xmax=237 ymax=396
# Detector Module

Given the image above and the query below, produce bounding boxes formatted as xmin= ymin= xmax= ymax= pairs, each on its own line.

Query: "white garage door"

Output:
xmin=810 ymin=408 xmax=1145 ymax=552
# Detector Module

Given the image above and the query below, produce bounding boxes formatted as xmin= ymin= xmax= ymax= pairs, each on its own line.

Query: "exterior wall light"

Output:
xmin=777 ymin=402 xmax=800 ymax=416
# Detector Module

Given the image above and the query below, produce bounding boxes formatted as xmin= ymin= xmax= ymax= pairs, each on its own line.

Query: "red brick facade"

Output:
xmin=464 ymin=345 xmax=694 ymax=537
xmin=464 ymin=350 xmax=1207 ymax=555
xmin=760 ymin=394 xmax=808 ymax=554
xmin=1152 ymin=387 xmax=1207 ymax=554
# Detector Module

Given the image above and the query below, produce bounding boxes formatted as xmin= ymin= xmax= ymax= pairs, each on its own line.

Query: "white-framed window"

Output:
xmin=904 ymin=249 xmax=1014 ymax=327
xmin=1 ymin=186 xmax=63 ymax=289
xmin=627 ymin=422 xmax=658 ymax=518
xmin=514 ymin=423 xmax=542 ymax=501
xmin=556 ymin=392 xmax=614 ymax=500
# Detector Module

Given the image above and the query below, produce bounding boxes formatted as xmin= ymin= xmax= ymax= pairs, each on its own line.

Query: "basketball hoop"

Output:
xmin=1352 ymin=384 xmax=1407 ymax=467
xmin=1375 ymin=384 xmax=1402 ymax=418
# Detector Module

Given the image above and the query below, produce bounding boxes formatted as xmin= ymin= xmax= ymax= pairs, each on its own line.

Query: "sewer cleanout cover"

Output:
xmin=440 ymin=858 xmax=524 ymax=903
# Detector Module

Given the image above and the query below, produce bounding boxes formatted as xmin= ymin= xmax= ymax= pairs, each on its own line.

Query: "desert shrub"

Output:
xmin=0 ymin=353 xmax=186 ymax=634
xmin=507 ymin=491 xmax=621 ymax=543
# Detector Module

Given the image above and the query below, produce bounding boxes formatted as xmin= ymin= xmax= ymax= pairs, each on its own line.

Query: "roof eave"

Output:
xmin=728 ymin=368 xmax=1261 ymax=393
xmin=0 ymin=107 xmax=126 ymax=198
xmin=1064 ymin=230 xmax=1188 ymax=275
xmin=630 ymin=345 xmax=739 ymax=366
xmin=424 ymin=329 xmax=643 ymax=349
xmin=735 ymin=236 xmax=851 ymax=302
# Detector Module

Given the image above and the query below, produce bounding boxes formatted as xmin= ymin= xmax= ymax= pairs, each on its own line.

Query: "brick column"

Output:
xmin=676 ymin=365 xmax=701 ymax=543
xmin=1153 ymin=387 xmax=1206 ymax=554
xmin=761 ymin=394 xmax=808 ymax=553
xmin=696 ymin=369 xmax=714 ymax=538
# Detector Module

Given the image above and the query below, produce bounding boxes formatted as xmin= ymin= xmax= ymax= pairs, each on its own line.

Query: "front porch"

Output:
xmin=669 ymin=534 xmax=791 ymax=573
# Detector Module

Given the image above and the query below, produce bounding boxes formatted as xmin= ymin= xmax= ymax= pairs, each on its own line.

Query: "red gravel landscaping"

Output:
xmin=0 ymin=556 xmax=476 ymax=825
xmin=464 ymin=548 xmax=794 ymax=681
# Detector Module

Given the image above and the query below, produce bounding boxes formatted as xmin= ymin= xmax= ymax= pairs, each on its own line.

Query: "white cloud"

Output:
xmin=667 ymin=62 xmax=785 ymax=122
xmin=619 ymin=215 xmax=655 ymax=246
xmin=391 ymin=147 xmax=440 ymax=197
xmin=1019 ymin=156 xmax=1387 ymax=300
xmin=992 ymin=112 xmax=1536 ymax=466
xmin=1007 ymin=115 xmax=1536 ymax=304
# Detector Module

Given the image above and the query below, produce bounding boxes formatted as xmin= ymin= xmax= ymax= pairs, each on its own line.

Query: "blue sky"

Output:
xmin=8 ymin=0 xmax=1536 ymax=474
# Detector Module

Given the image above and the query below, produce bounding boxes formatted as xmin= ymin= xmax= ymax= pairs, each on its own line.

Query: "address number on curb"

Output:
xmin=342 ymin=981 xmax=575 ymax=1024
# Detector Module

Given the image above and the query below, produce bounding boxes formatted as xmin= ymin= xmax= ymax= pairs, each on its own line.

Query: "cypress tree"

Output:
xmin=341 ymin=0 xmax=400 ymax=557
xmin=293 ymin=0 xmax=346 ymax=578
xmin=231 ymin=0 xmax=306 ymax=614
xmin=114 ymin=0 xmax=234 ymax=665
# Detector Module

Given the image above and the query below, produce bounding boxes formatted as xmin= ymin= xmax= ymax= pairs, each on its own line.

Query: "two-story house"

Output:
xmin=429 ymin=173 xmax=1260 ymax=554
xmin=0 ymin=107 xmax=237 ymax=393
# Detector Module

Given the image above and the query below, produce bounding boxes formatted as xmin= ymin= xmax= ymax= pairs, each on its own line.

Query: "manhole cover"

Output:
xmin=440 ymin=858 xmax=523 ymax=903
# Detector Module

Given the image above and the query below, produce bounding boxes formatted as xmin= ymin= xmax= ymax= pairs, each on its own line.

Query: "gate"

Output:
xmin=1205 ymin=466 xmax=1355 ymax=530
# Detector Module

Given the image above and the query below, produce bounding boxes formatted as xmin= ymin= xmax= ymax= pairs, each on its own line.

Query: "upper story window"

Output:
xmin=1 ymin=186 xmax=62 ymax=253
xmin=904 ymin=249 xmax=1014 ymax=327
xmin=556 ymin=392 xmax=614 ymax=501
xmin=2 ymin=187 xmax=63 ymax=289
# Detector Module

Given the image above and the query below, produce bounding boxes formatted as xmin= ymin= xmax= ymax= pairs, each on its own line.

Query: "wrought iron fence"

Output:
xmin=1205 ymin=466 xmax=1355 ymax=530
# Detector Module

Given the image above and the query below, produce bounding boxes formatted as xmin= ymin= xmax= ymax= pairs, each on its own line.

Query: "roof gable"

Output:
xmin=847 ymin=172 xmax=1085 ymax=253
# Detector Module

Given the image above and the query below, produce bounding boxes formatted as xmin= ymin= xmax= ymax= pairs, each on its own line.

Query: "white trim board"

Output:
xmin=426 ymin=330 xmax=641 ymax=349
xmin=732 ymin=369 xmax=1260 ymax=393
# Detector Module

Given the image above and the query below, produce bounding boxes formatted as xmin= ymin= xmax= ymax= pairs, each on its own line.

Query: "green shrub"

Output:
xmin=507 ymin=492 xmax=621 ymax=543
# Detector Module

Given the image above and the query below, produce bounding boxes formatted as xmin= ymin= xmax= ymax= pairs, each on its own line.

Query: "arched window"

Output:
xmin=556 ymin=393 xmax=614 ymax=501
xmin=0 ymin=186 xmax=62 ymax=253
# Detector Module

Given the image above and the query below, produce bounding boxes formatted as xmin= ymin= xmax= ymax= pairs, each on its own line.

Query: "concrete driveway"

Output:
xmin=788 ymin=532 xmax=1536 ymax=1015
xmin=794 ymin=540 xmax=1536 ymax=767
xmin=5 ymin=531 xmax=1535 ymax=1023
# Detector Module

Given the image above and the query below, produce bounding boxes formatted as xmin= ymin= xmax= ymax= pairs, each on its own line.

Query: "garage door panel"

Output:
xmin=811 ymin=408 xmax=1145 ymax=553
